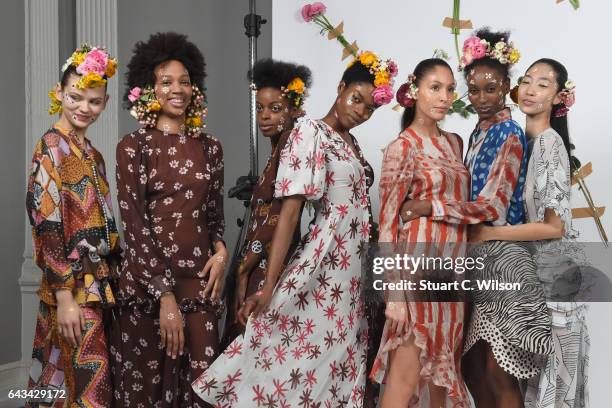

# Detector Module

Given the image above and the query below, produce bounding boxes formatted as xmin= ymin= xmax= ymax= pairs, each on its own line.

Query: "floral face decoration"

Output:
xmin=48 ymin=44 xmax=117 ymax=114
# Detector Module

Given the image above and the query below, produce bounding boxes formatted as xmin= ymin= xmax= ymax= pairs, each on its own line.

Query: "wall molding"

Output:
xmin=0 ymin=360 xmax=30 ymax=404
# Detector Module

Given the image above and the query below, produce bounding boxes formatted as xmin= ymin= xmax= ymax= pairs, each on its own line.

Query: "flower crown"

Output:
xmin=348 ymin=51 xmax=399 ymax=105
xmin=62 ymin=44 xmax=117 ymax=89
xmin=48 ymin=44 xmax=116 ymax=114
xmin=459 ymin=35 xmax=520 ymax=71
xmin=127 ymin=84 xmax=207 ymax=138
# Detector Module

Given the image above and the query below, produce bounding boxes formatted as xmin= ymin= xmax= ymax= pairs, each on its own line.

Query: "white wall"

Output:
xmin=273 ymin=0 xmax=611 ymax=405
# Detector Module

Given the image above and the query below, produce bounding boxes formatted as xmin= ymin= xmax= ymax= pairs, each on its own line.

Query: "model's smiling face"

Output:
xmin=56 ymin=73 xmax=108 ymax=130
xmin=153 ymin=60 xmax=193 ymax=118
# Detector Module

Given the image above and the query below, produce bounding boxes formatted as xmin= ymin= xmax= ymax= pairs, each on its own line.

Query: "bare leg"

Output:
xmin=485 ymin=343 xmax=524 ymax=408
xmin=428 ymin=382 xmax=447 ymax=408
xmin=463 ymin=340 xmax=497 ymax=408
xmin=380 ymin=335 xmax=421 ymax=408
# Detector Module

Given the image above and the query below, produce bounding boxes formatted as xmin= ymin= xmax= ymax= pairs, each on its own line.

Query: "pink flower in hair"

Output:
xmin=372 ymin=84 xmax=394 ymax=106
xmin=301 ymin=2 xmax=327 ymax=22
xmin=128 ymin=87 xmax=142 ymax=103
xmin=462 ymin=36 xmax=487 ymax=60
xmin=76 ymin=48 xmax=108 ymax=76
xmin=387 ymin=60 xmax=398 ymax=77
xmin=561 ymin=91 xmax=576 ymax=108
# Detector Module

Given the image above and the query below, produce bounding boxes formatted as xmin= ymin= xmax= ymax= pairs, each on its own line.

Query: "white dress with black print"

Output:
xmin=522 ymin=128 xmax=589 ymax=408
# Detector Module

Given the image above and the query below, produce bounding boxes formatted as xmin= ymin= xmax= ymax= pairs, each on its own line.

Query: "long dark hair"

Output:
xmin=527 ymin=58 xmax=580 ymax=172
xmin=401 ymin=58 xmax=452 ymax=129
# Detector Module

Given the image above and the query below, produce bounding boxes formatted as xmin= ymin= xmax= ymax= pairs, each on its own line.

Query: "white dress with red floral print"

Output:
xmin=193 ymin=119 xmax=372 ymax=407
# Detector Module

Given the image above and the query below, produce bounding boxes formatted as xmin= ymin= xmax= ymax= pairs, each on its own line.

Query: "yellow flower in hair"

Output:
xmin=186 ymin=116 xmax=202 ymax=127
xmin=374 ymin=70 xmax=390 ymax=87
xmin=105 ymin=58 xmax=117 ymax=78
xmin=287 ymin=77 xmax=305 ymax=95
xmin=71 ymin=51 xmax=86 ymax=67
xmin=78 ymin=73 xmax=106 ymax=89
xmin=359 ymin=51 xmax=378 ymax=67
xmin=509 ymin=49 xmax=521 ymax=64
xmin=47 ymin=88 xmax=62 ymax=115
xmin=148 ymin=100 xmax=161 ymax=112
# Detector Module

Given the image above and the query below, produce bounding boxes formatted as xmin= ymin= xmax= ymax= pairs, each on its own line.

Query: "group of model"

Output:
xmin=25 ymin=28 xmax=588 ymax=408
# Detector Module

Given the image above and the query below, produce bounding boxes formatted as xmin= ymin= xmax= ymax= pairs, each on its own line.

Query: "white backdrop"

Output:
xmin=273 ymin=0 xmax=611 ymax=405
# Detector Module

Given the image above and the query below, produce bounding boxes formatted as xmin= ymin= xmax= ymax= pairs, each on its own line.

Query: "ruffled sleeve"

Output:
xmin=532 ymin=130 xmax=576 ymax=237
xmin=274 ymin=119 xmax=326 ymax=201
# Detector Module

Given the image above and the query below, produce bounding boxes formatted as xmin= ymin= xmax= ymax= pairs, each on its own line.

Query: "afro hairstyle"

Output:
xmin=123 ymin=32 xmax=205 ymax=107
xmin=251 ymin=58 xmax=312 ymax=92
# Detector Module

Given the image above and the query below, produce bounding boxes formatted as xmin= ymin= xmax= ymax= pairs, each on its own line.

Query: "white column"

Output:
xmin=76 ymin=0 xmax=120 ymax=218
xmin=18 ymin=0 xmax=60 ymax=386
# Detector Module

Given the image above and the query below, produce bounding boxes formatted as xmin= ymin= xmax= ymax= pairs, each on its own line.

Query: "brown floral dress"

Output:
xmin=111 ymin=127 xmax=225 ymax=408
xmin=221 ymin=130 xmax=302 ymax=348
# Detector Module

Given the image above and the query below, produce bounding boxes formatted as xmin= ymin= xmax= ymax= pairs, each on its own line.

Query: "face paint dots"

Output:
xmin=485 ymin=73 xmax=493 ymax=80
xmin=346 ymin=98 xmax=353 ymax=106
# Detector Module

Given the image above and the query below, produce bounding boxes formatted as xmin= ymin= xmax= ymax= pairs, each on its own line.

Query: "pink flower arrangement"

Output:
xmin=560 ymin=91 xmax=576 ymax=108
xmin=76 ymin=47 xmax=108 ymax=76
xmin=301 ymin=2 xmax=327 ymax=22
xmin=372 ymin=85 xmax=394 ymax=106
xmin=387 ymin=60 xmax=398 ymax=77
xmin=128 ymin=87 xmax=142 ymax=102
xmin=463 ymin=36 xmax=488 ymax=59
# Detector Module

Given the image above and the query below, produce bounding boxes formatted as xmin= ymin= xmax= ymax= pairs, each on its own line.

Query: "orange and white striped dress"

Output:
xmin=370 ymin=128 xmax=471 ymax=407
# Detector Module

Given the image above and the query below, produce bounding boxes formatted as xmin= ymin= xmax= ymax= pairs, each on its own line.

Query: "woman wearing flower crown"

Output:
xmin=372 ymin=57 xmax=471 ymax=408
xmin=25 ymin=44 xmax=119 ymax=407
xmin=111 ymin=32 xmax=227 ymax=407
xmin=221 ymin=59 xmax=312 ymax=349
xmin=401 ymin=28 xmax=554 ymax=408
xmin=470 ymin=59 xmax=589 ymax=408
xmin=192 ymin=51 xmax=396 ymax=407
